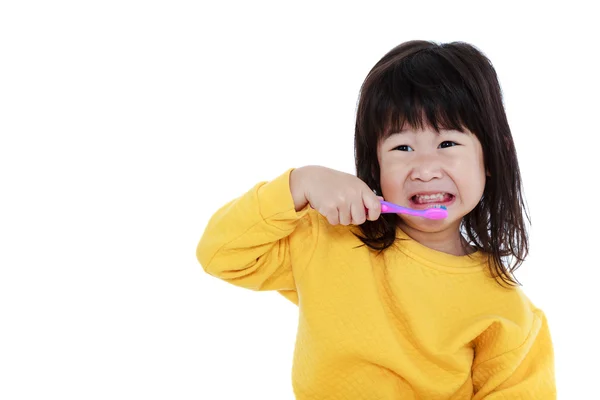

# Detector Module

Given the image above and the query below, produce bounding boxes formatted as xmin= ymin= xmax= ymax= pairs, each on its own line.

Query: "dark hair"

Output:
xmin=353 ymin=40 xmax=529 ymax=287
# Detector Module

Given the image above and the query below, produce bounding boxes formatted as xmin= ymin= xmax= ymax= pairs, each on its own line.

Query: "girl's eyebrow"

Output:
xmin=388 ymin=128 xmax=465 ymax=136
xmin=439 ymin=128 xmax=467 ymax=134
xmin=384 ymin=131 xmax=414 ymax=139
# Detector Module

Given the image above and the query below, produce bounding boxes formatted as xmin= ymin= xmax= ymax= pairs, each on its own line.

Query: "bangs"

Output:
xmin=365 ymin=49 xmax=481 ymax=140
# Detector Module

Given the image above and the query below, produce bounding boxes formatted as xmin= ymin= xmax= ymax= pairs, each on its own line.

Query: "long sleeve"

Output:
xmin=196 ymin=168 xmax=319 ymax=304
xmin=472 ymin=306 xmax=556 ymax=399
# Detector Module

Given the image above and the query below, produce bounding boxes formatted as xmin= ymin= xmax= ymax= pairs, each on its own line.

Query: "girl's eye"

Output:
xmin=439 ymin=141 xmax=458 ymax=149
xmin=394 ymin=145 xmax=413 ymax=152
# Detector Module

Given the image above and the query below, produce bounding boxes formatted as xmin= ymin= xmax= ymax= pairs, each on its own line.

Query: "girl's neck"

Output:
xmin=397 ymin=221 xmax=474 ymax=256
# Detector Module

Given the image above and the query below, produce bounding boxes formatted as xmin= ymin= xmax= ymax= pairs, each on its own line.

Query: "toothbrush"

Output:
xmin=379 ymin=200 xmax=448 ymax=220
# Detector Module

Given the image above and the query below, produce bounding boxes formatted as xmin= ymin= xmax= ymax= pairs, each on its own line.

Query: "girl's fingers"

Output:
xmin=338 ymin=203 xmax=351 ymax=225
xmin=350 ymin=199 xmax=367 ymax=225
xmin=325 ymin=211 xmax=339 ymax=225
xmin=364 ymin=192 xmax=382 ymax=221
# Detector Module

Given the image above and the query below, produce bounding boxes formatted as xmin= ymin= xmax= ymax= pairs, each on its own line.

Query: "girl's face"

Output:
xmin=377 ymin=125 xmax=486 ymax=234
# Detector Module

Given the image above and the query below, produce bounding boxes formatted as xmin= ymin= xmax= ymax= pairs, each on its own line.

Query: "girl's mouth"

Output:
xmin=409 ymin=193 xmax=455 ymax=209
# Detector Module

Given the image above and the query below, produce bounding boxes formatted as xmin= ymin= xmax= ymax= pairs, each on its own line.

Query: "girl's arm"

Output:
xmin=196 ymin=169 xmax=319 ymax=304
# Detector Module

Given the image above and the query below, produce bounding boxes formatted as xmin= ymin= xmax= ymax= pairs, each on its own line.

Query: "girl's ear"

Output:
xmin=486 ymin=169 xmax=491 ymax=177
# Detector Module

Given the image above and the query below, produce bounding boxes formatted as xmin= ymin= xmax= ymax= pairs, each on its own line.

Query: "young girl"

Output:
xmin=197 ymin=40 xmax=556 ymax=399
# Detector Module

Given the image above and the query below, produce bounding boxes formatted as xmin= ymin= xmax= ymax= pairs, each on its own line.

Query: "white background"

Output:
xmin=1 ymin=1 xmax=598 ymax=398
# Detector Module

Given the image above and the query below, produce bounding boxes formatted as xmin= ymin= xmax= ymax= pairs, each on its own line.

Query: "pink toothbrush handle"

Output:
xmin=379 ymin=200 xmax=448 ymax=220
xmin=380 ymin=201 xmax=424 ymax=216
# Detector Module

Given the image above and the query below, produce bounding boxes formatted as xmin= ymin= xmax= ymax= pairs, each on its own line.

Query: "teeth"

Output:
xmin=417 ymin=193 xmax=445 ymax=200
xmin=413 ymin=193 xmax=449 ymax=203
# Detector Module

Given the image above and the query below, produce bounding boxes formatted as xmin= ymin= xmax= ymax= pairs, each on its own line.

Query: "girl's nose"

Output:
xmin=409 ymin=153 xmax=443 ymax=182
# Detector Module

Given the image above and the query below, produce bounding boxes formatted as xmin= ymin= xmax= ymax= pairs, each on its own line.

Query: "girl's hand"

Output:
xmin=290 ymin=166 xmax=382 ymax=225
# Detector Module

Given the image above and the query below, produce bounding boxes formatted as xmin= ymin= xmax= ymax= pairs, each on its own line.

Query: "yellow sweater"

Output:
xmin=197 ymin=169 xmax=556 ymax=399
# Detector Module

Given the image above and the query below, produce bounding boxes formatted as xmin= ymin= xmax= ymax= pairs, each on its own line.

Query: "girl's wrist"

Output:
xmin=290 ymin=166 xmax=311 ymax=211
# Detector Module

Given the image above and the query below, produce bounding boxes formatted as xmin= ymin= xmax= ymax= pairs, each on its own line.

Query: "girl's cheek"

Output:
xmin=384 ymin=159 xmax=407 ymax=174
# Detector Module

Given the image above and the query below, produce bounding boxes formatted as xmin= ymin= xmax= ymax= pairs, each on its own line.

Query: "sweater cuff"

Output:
xmin=257 ymin=168 xmax=310 ymax=222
